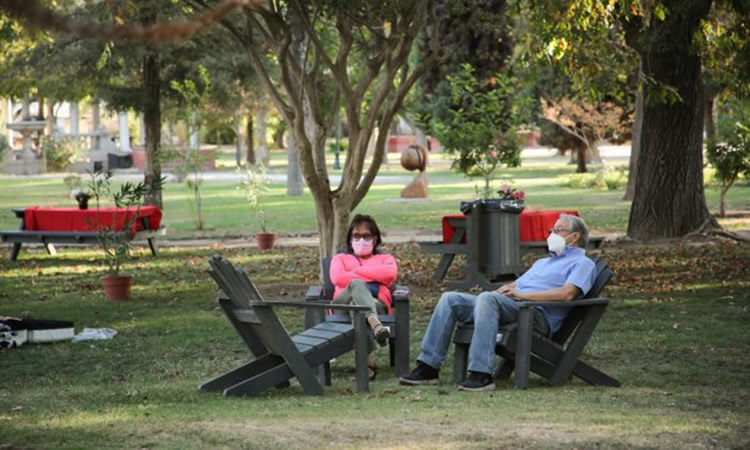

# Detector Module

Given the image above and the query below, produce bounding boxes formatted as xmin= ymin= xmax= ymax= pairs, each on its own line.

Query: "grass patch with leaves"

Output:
xmin=0 ymin=241 xmax=748 ymax=448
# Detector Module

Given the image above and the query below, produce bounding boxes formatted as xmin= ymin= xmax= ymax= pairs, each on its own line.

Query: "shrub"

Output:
xmin=564 ymin=173 xmax=596 ymax=189
xmin=204 ymin=122 xmax=236 ymax=145
xmin=0 ymin=134 xmax=9 ymax=162
xmin=564 ymin=166 xmax=626 ymax=191
xmin=43 ymin=137 xmax=82 ymax=172
xmin=706 ymin=122 xmax=750 ymax=216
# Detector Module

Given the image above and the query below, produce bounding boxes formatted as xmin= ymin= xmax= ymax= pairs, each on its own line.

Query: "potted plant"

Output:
xmin=238 ymin=165 xmax=275 ymax=250
xmin=497 ymin=183 xmax=526 ymax=208
xmin=64 ymin=175 xmax=92 ymax=209
xmin=87 ymin=170 xmax=163 ymax=300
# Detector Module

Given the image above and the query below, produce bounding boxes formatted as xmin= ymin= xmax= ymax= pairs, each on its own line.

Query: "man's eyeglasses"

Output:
xmin=352 ymin=233 xmax=375 ymax=241
xmin=549 ymin=227 xmax=570 ymax=235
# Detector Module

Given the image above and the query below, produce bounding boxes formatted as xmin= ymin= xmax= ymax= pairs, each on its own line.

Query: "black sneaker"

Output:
xmin=457 ymin=371 xmax=495 ymax=391
xmin=399 ymin=361 xmax=439 ymax=386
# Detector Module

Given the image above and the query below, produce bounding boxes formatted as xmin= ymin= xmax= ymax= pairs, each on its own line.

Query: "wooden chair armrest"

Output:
xmin=305 ymin=285 xmax=323 ymax=301
xmin=393 ymin=285 xmax=410 ymax=302
xmin=514 ymin=297 xmax=611 ymax=308
xmin=248 ymin=300 xmax=370 ymax=312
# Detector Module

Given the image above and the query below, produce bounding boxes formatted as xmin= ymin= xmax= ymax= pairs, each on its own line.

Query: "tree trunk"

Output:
xmin=273 ymin=126 xmax=285 ymax=149
xmin=142 ymin=52 xmax=163 ymax=209
xmin=627 ymin=3 xmax=714 ymax=240
xmin=704 ymin=91 xmax=716 ymax=143
xmin=45 ymin=100 xmax=54 ymax=137
xmin=234 ymin=113 xmax=243 ymax=166
xmin=245 ymin=113 xmax=255 ymax=166
xmin=576 ymin=145 xmax=587 ymax=173
xmin=37 ymin=97 xmax=44 ymax=121
xmin=255 ymin=103 xmax=267 ymax=164
xmin=286 ymin=8 xmax=307 ymax=196
xmin=624 ymin=73 xmax=644 ymax=201
xmin=287 ymin=136 xmax=305 ymax=195
xmin=719 ymin=183 xmax=729 ymax=217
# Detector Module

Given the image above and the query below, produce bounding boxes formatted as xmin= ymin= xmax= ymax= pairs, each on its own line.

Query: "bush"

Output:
xmin=564 ymin=173 xmax=596 ymax=189
xmin=42 ymin=137 xmax=83 ymax=172
xmin=604 ymin=173 xmax=626 ymax=190
xmin=706 ymin=121 xmax=750 ymax=216
xmin=563 ymin=165 xmax=626 ymax=191
xmin=329 ymin=140 xmax=348 ymax=153
xmin=203 ymin=123 xmax=236 ymax=145
xmin=0 ymin=134 xmax=9 ymax=162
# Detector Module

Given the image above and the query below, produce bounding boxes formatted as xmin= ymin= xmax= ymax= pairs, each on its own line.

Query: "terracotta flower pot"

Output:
xmin=256 ymin=232 xmax=276 ymax=250
xmin=102 ymin=275 xmax=134 ymax=301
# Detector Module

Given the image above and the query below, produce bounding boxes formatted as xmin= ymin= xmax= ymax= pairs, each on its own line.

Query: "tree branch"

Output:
xmin=3 ymin=0 xmax=261 ymax=43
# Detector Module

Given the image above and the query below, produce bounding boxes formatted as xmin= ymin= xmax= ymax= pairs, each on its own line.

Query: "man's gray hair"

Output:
xmin=560 ymin=213 xmax=589 ymax=248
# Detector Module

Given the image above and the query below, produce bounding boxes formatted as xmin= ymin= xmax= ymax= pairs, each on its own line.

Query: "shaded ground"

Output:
xmin=0 ymin=240 xmax=748 ymax=448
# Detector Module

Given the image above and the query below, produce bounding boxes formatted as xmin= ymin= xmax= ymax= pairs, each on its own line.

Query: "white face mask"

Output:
xmin=351 ymin=238 xmax=374 ymax=256
xmin=547 ymin=233 xmax=567 ymax=256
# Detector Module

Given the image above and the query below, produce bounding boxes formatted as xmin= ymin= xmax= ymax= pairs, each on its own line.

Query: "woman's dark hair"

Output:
xmin=345 ymin=214 xmax=383 ymax=254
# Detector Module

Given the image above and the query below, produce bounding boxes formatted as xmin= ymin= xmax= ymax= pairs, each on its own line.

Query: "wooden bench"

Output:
xmin=0 ymin=207 xmax=166 ymax=261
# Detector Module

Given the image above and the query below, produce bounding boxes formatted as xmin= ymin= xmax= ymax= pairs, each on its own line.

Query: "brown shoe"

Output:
xmin=372 ymin=323 xmax=390 ymax=347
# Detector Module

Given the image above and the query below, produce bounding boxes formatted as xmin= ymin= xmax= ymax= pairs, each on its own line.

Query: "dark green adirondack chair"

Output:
xmin=452 ymin=258 xmax=620 ymax=389
xmin=201 ymin=255 xmax=371 ymax=396
xmin=304 ymin=255 xmax=411 ymax=380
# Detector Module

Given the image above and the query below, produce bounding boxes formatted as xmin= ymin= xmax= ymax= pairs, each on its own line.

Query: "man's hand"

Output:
xmin=495 ymin=283 xmax=515 ymax=295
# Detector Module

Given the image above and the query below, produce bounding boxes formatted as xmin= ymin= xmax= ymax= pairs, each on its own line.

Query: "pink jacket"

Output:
xmin=330 ymin=252 xmax=398 ymax=313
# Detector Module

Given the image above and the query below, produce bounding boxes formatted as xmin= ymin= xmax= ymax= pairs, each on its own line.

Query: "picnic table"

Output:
xmin=419 ymin=208 xmax=600 ymax=290
xmin=0 ymin=206 xmax=165 ymax=261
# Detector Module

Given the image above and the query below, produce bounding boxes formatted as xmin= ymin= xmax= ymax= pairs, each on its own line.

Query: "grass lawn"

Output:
xmin=1 ymin=240 xmax=749 ymax=448
xmin=1 ymin=151 xmax=749 ymax=239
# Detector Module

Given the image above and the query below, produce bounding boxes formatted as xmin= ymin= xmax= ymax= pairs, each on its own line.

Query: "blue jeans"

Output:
xmin=417 ymin=291 xmax=550 ymax=375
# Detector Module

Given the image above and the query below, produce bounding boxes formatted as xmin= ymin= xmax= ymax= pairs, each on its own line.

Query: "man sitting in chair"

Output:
xmin=399 ymin=213 xmax=596 ymax=391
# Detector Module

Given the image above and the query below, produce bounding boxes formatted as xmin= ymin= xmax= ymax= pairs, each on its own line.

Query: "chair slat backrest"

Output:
xmin=209 ymin=255 xmax=265 ymax=308
xmin=552 ymin=258 xmax=613 ymax=344
xmin=586 ymin=259 xmax=613 ymax=300
xmin=321 ymin=256 xmax=335 ymax=301
xmin=208 ymin=255 xmax=292 ymax=356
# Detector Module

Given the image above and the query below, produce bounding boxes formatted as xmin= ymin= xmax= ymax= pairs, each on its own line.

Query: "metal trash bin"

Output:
xmin=461 ymin=199 xmax=525 ymax=279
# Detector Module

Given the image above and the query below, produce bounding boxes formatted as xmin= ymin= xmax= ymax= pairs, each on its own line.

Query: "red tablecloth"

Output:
xmin=442 ymin=210 xmax=580 ymax=243
xmin=24 ymin=206 xmax=162 ymax=233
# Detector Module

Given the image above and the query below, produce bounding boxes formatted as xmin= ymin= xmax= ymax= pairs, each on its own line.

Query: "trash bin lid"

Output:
xmin=460 ymin=199 xmax=525 ymax=214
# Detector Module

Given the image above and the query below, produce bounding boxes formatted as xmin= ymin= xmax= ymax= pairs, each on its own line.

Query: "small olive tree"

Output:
xmin=423 ymin=64 xmax=528 ymax=198
xmin=707 ymin=122 xmax=750 ymax=217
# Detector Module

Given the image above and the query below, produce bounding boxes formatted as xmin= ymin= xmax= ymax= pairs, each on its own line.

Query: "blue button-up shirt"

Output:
xmin=515 ymin=246 xmax=596 ymax=335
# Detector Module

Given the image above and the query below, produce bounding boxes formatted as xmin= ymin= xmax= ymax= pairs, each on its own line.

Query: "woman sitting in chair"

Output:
xmin=330 ymin=214 xmax=398 ymax=379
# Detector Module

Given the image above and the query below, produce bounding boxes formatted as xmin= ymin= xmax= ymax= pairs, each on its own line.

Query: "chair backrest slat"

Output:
xmin=321 ymin=256 xmax=335 ymax=300
xmin=236 ymin=266 xmax=264 ymax=302
xmin=585 ymin=259 xmax=613 ymax=299
xmin=209 ymin=255 xmax=265 ymax=308
xmin=552 ymin=258 xmax=612 ymax=344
